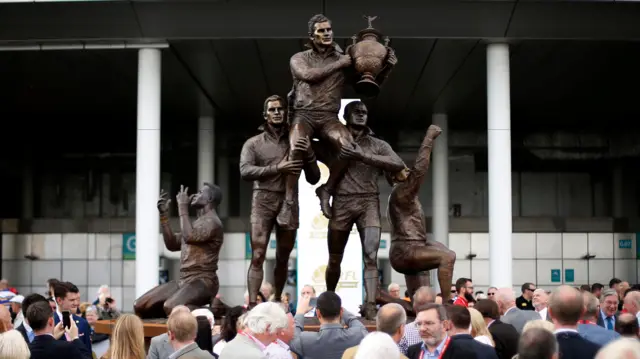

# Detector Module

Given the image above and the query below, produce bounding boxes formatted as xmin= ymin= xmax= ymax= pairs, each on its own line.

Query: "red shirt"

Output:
xmin=453 ymin=295 xmax=468 ymax=307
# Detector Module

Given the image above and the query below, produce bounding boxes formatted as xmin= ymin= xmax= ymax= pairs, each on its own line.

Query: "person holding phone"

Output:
xmin=53 ymin=282 xmax=92 ymax=353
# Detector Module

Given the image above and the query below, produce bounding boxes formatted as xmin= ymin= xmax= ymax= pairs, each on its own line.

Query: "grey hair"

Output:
xmin=0 ymin=330 xmax=31 ymax=358
xmin=243 ymin=302 xmax=288 ymax=335
xmin=600 ymin=289 xmax=619 ymax=303
xmin=376 ymin=303 xmax=407 ymax=335
xmin=582 ymin=292 xmax=600 ymax=318
xmin=517 ymin=327 xmax=558 ymax=359
xmin=413 ymin=286 xmax=435 ymax=307
xmin=354 ymin=332 xmax=400 ymax=359
xmin=596 ymin=338 xmax=640 ymax=359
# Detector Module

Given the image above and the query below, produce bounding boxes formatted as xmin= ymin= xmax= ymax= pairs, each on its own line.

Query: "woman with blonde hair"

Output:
xmin=522 ymin=319 xmax=555 ymax=334
xmin=0 ymin=330 xmax=30 ymax=359
xmin=101 ymin=314 xmax=145 ymax=359
xmin=469 ymin=307 xmax=495 ymax=347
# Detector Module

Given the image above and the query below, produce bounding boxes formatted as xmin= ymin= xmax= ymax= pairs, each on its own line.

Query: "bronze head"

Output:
xmin=344 ymin=101 xmax=368 ymax=127
xmin=262 ymin=95 xmax=286 ymax=127
xmin=385 ymin=167 xmax=410 ymax=186
xmin=308 ymin=14 xmax=333 ymax=48
xmin=191 ymin=182 xmax=223 ymax=208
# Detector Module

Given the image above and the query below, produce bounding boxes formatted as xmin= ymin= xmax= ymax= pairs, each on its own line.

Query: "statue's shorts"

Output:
xmin=291 ymin=110 xmax=348 ymax=142
xmin=329 ymin=194 xmax=381 ymax=232
xmin=250 ymin=190 xmax=299 ymax=229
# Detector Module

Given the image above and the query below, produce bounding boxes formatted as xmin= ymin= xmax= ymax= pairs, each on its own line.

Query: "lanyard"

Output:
xmin=419 ymin=336 xmax=451 ymax=359
xmin=239 ymin=331 xmax=266 ymax=350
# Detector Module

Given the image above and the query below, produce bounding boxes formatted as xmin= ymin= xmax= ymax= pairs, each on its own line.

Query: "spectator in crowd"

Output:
xmin=591 ymin=283 xmax=604 ymax=299
xmin=9 ymin=295 xmax=24 ymax=328
xmin=452 ymin=278 xmax=473 ymax=307
xmin=487 ymin=287 xmax=498 ymax=302
xmin=289 ymin=291 xmax=367 ymax=359
xmin=532 ymin=289 xmax=550 ymax=321
xmin=496 ymin=288 xmax=539 ymax=333
xmin=103 ymin=314 xmax=146 ymax=359
xmin=444 ymin=305 xmax=498 ymax=358
xmin=264 ymin=303 xmax=296 ymax=359
xmin=26 ymin=301 xmax=91 ymax=359
xmin=398 ymin=286 xmax=435 ymax=355
xmin=221 ymin=302 xmax=288 ymax=359
xmin=194 ymin=316 xmax=215 ymax=356
xmin=596 ymin=338 xmax=640 ymax=359
xmin=354 ymin=332 xmax=400 ymax=359
xmin=469 ymin=307 xmax=494 ymax=347
xmin=622 ymin=290 xmax=640 ymax=323
xmin=388 ymin=283 xmax=401 ymax=299
xmin=516 ymin=283 xmax=536 ymax=311
xmin=0 ymin=329 xmax=30 ymax=359
xmin=84 ymin=305 xmax=109 ymax=345
xmin=548 ymin=285 xmax=600 ymax=359
xmin=53 ymin=282 xmax=91 ymax=352
xmin=598 ymin=289 xmax=620 ymax=330
xmin=92 ymin=285 xmax=110 ymax=306
xmin=148 ymin=305 xmax=191 ymax=359
xmin=406 ymin=304 xmax=450 ymax=359
xmin=213 ymin=306 xmax=246 ymax=356
xmin=165 ymin=311 xmax=211 ymax=359
xmin=615 ymin=313 xmax=639 ymax=339
xmin=522 ymin=320 xmax=555 ymax=334
xmin=0 ymin=304 xmax=13 ymax=333
xmin=343 ymin=303 xmax=408 ymax=359
xmin=475 ymin=299 xmax=519 ymax=359
xmin=516 ymin=327 xmax=558 ymax=359
xmin=15 ymin=293 xmax=47 ymax=344
xmin=578 ymin=292 xmax=620 ymax=346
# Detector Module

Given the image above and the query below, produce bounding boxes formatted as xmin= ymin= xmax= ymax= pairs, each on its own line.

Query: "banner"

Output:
xmin=296 ymin=162 xmax=364 ymax=315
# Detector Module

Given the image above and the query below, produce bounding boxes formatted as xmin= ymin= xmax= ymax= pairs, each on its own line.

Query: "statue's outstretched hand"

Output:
xmin=176 ymin=185 xmax=190 ymax=206
xmin=386 ymin=47 xmax=397 ymax=66
xmin=157 ymin=189 xmax=171 ymax=213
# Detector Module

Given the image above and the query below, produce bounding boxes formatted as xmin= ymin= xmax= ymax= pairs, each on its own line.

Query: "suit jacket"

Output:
xmin=289 ymin=310 xmax=368 ymax=359
xmin=341 ymin=344 xmax=408 ymax=359
xmin=219 ymin=333 xmax=263 ymax=359
xmin=406 ymin=334 xmax=498 ymax=359
xmin=54 ymin=312 xmax=92 ymax=353
xmin=148 ymin=333 xmax=174 ymax=359
xmin=172 ymin=342 xmax=213 ymax=359
xmin=29 ymin=334 xmax=92 ymax=359
xmin=577 ymin=323 xmax=621 ymax=347
xmin=488 ymin=320 xmax=519 ymax=359
xmin=596 ymin=310 xmax=619 ymax=329
xmin=15 ymin=323 xmax=29 ymax=343
xmin=500 ymin=307 xmax=539 ymax=333
xmin=555 ymin=330 xmax=601 ymax=359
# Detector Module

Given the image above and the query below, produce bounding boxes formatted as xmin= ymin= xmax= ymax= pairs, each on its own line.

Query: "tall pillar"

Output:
xmin=135 ymin=48 xmax=162 ymax=298
xmin=198 ymin=115 xmax=215 ymax=186
xmin=431 ymin=113 xmax=449 ymax=293
xmin=487 ymin=43 xmax=513 ymax=288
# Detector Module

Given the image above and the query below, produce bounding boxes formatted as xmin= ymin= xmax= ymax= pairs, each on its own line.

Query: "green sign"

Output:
xmin=122 ymin=233 xmax=136 ymax=260
xmin=380 ymin=239 xmax=387 ymax=249
xmin=551 ymin=269 xmax=561 ymax=283
xmin=564 ymin=269 xmax=575 ymax=283
xmin=619 ymin=239 xmax=632 ymax=249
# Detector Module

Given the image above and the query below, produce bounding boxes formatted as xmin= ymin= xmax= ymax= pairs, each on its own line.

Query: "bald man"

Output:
xmin=549 ymin=286 xmax=601 ymax=359
xmin=148 ymin=305 xmax=191 ymax=359
xmin=342 ymin=303 xmax=408 ymax=359
xmin=496 ymin=287 xmax=539 ymax=333
xmin=623 ymin=291 xmax=640 ymax=323
xmin=0 ymin=305 xmax=12 ymax=332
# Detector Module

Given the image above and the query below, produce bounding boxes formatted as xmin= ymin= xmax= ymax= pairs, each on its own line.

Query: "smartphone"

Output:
xmin=62 ymin=311 xmax=71 ymax=329
xmin=309 ymin=297 xmax=317 ymax=307
xmin=105 ymin=297 xmax=114 ymax=304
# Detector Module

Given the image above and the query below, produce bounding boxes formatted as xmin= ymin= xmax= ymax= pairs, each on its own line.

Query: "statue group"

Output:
xmin=134 ymin=14 xmax=456 ymax=321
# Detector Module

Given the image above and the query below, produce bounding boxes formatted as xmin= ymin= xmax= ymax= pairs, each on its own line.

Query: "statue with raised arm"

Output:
xmin=387 ymin=125 xmax=456 ymax=303
xmin=240 ymin=95 xmax=320 ymax=308
xmin=277 ymin=14 xmax=397 ymax=229
xmin=321 ymin=101 xmax=405 ymax=319
xmin=133 ymin=183 xmax=224 ymax=319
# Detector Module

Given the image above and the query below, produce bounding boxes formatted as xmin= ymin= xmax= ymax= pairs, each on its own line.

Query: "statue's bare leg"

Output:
xmin=163 ymin=278 xmax=217 ymax=315
xmin=316 ymin=122 xmax=354 ymax=218
xmin=274 ymin=226 xmax=296 ymax=302
xmin=248 ymin=221 xmax=273 ymax=306
xmin=405 ymin=272 xmax=431 ymax=300
xmin=326 ymin=229 xmax=350 ymax=292
xmin=279 ymin=122 xmax=313 ymax=228
xmin=360 ymin=226 xmax=381 ymax=319
xmin=133 ymin=281 xmax=179 ymax=319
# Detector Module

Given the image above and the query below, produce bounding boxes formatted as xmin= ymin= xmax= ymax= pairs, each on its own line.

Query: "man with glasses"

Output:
xmin=452 ymin=278 xmax=474 ymax=307
xmin=516 ymin=282 xmax=536 ymax=311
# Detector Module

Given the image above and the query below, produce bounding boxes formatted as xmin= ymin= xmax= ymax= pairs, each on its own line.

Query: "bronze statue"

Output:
xmin=348 ymin=15 xmax=394 ymax=97
xmin=387 ymin=125 xmax=456 ymax=303
xmin=133 ymin=183 xmax=224 ymax=318
xmin=278 ymin=14 xmax=397 ymax=228
xmin=320 ymin=101 xmax=405 ymax=319
xmin=240 ymin=95 xmax=320 ymax=308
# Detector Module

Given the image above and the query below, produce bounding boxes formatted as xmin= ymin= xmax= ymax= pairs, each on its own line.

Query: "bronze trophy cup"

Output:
xmin=349 ymin=15 xmax=391 ymax=98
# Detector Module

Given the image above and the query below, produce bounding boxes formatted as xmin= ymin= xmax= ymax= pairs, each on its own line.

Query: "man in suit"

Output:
xmin=578 ymin=292 xmax=620 ymax=346
xmin=548 ymin=285 xmax=601 ymax=359
xmin=53 ymin=282 xmax=91 ymax=352
xmin=532 ymin=289 xmax=551 ymax=322
xmin=443 ymin=305 xmax=498 ymax=359
xmin=166 ymin=310 xmax=213 ymax=359
xmin=496 ymin=288 xmax=539 ymax=333
xmin=221 ymin=302 xmax=288 ymax=359
xmin=15 ymin=293 xmax=48 ymax=344
xmin=517 ymin=327 xmax=559 ymax=359
xmin=475 ymin=299 xmax=519 ymax=359
xmin=398 ymin=286 xmax=436 ymax=355
xmin=342 ymin=303 xmax=409 ymax=359
xmin=26 ymin=300 xmax=92 ymax=359
xmin=147 ymin=305 xmax=192 ymax=359
xmin=596 ymin=288 xmax=619 ymax=330
xmin=289 ymin=291 xmax=368 ymax=359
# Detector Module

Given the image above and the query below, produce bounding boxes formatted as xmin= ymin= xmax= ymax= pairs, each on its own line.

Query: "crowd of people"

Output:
xmin=0 ymin=276 xmax=638 ymax=358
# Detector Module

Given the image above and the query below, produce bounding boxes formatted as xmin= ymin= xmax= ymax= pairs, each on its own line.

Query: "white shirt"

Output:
xmin=264 ymin=339 xmax=293 ymax=359
xmin=554 ymin=328 xmax=578 ymax=334
xmin=474 ymin=335 xmax=493 ymax=347
xmin=13 ymin=311 xmax=23 ymax=328
xmin=537 ymin=307 xmax=548 ymax=320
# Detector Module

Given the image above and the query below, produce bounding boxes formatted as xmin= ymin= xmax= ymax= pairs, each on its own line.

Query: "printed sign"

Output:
xmin=380 ymin=239 xmax=387 ymax=249
xmin=122 ymin=233 xmax=136 ymax=260
xmin=551 ymin=269 xmax=561 ymax=283
xmin=564 ymin=269 xmax=575 ymax=283
xmin=619 ymin=239 xmax=632 ymax=249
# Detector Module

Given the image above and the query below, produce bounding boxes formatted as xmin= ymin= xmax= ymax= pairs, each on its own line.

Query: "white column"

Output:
xmin=431 ymin=113 xmax=449 ymax=293
xmin=487 ymin=43 xmax=513 ymax=288
xmin=135 ymin=48 xmax=162 ymax=298
xmin=198 ymin=115 xmax=215 ymax=186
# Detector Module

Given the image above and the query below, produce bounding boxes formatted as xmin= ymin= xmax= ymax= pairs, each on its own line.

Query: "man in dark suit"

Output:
xmin=26 ymin=300 xmax=92 ymax=359
xmin=596 ymin=289 xmax=619 ymax=330
xmin=15 ymin=293 xmax=48 ymax=343
xmin=548 ymin=285 xmax=601 ymax=359
xmin=517 ymin=327 xmax=558 ymax=359
xmin=475 ymin=299 xmax=519 ymax=359
xmin=53 ymin=282 xmax=92 ymax=352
